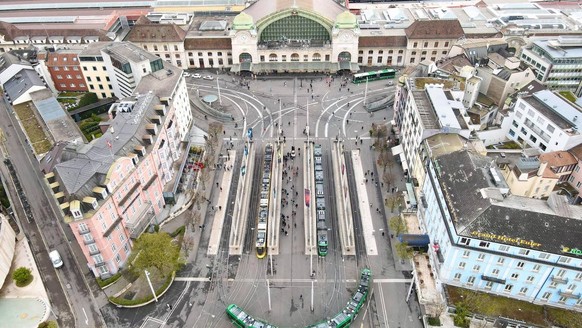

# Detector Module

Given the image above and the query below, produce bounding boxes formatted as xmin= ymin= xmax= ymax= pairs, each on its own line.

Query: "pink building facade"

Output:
xmin=568 ymin=144 xmax=582 ymax=204
xmin=45 ymin=57 xmax=191 ymax=277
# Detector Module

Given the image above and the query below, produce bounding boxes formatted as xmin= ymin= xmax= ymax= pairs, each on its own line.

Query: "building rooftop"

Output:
xmin=125 ymin=22 xmax=187 ymax=42
xmin=405 ymin=19 xmax=464 ymax=40
xmin=532 ymin=38 xmax=582 ymax=60
xmin=3 ymin=68 xmax=45 ymax=102
xmin=102 ymin=42 xmax=159 ymax=64
xmin=29 ymin=89 xmax=83 ymax=144
xmin=532 ymin=89 xmax=582 ymax=131
xmin=244 ymin=0 xmax=344 ymax=25
xmin=435 ymin=149 xmax=582 ymax=257
xmin=539 ymin=151 xmax=577 ymax=169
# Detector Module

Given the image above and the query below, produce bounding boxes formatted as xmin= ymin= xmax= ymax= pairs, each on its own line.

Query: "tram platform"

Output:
xmin=351 ymin=149 xmax=378 ymax=256
xmin=303 ymin=141 xmax=317 ymax=256
xmin=267 ymin=142 xmax=283 ymax=255
xmin=208 ymin=150 xmax=236 ymax=255
xmin=332 ymin=141 xmax=356 ymax=256
xmin=229 ymin=143 xmax=255 ymax=255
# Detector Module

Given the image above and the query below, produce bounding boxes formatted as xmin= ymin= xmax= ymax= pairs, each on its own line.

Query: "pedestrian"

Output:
xmin=216 ymin=182 xmax=219 ymax=187
xmin=219 ymin=206 xmax=222 ymax=211
xmin=220 ymin=187 xmax=223 ymax=191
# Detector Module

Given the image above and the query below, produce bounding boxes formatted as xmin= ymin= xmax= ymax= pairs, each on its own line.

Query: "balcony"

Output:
xmin=481 ymin=275 xmax=506 ymax=284
xmin=551 ymin=275 xmax=569 ymax=284
xmin=94 ymin=261 xmax=106 ymax=267
xmin=126 ymin=202 xmax=155 ymax=239
xmin=83 ymin=236 xmax=95 ymax=245
xmin=89 ymin=248 xmax=100 ymax=256
xmin=78 ymin=227 xmax=91 ymax=235
xmin=558 ymin=289 xmax=581 ymax=299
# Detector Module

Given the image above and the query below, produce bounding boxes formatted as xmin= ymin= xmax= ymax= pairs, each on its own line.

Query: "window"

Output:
xmin=576 ymin=272 xmax=582 ymax=281
xmin=512 ymin=120 xmax=519 ymax=128
xmin=467 ymin=276 xmax=475 ymax=285
xmin=111 ymin=244 xmax=117 ymax=252
xmin=526 ymin=276 xmax=535 ymax=283
xmin=434 ymin=42 xmax=439 ymax=47
xmin=518 ymin=249 xmax=530 ymax=256
xmin=558 ymin=257 xmax=572 ymax=264
xmin=539 ymin=253 xmax=550 ymax=260
xmin=557 ymin=269 xmax=566 ymax=277
xmin=550 ymin=281 xmax=558 ymax=288
xmin=492 ymin=269 xmax=500 ymax=276
xmin=485 ymin=281 xmax=493 ymax=289
xmin=477 ymin=254 xmax=486 ymax=261
xmin=567 ymin=284 xmax=577 ymax=292
xmin=463 ymin=250 xmax=470 ymax=258
xmin=542 ymin=292 xmax=551 ymax=300
xmin=559 ymin=296 xmax=568 ymax=303
xmin=473 ymin=265 xmax=481 ymax=272
xmin=504 ymin=284 xmax=513 ymax=292
xmin=454 ymin=273 xmax=462 ymax=281
xmin=533 ymin=264 xmax=541 ymax=272
xmin=444 ymin=41 xmax=449 ymax=47
xmin=517 ymin=261 xmax=525 ymax=269
xmin=479 ymin=242 xmax=490 ymax=248
xmin=413 ymin=42 xmax=418 ymax=48
xmin=515 ymin=111 xmax=523 ymax=119
xmin=458 ymin=262 xmax=466 ymax=269
xmin=460 ymin=238 xmax=471 ymax=246
xmin=511 ymin=273 xmax=519 ymax=280
xmin=497 ymin=258 xmax=505 ymax=265
xmin=519 ymin=287 xmax=528 ymax=295
xmin=174 ymin=45 xmax=179 ymax=51
xmin=423 ymin=42 xmax=428 ymax=47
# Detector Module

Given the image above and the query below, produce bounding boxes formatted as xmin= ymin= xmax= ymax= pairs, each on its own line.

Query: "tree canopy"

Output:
xmin=128 ymin=232 xmax=182 ymax=278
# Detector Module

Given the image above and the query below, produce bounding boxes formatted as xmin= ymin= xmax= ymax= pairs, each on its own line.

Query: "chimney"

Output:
xmin=537 ymin=161 xmax=548 ymax=177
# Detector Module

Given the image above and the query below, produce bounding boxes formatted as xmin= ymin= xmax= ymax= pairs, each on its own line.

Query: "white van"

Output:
xmin=49 ymin=250 xmax=63 ymax=268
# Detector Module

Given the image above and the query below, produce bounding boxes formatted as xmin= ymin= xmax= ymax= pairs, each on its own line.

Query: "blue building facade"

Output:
xmin=420 ymin=134 xmax=582 ymax=311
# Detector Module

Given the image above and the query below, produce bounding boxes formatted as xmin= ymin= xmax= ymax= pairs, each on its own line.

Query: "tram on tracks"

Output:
xmin=256 ymin=143 xmax=273 ymax=259
xmin=226 ymin=268 xmax=372 ymax=327
xmin=313 ymin=144 xmax=328 ymax=257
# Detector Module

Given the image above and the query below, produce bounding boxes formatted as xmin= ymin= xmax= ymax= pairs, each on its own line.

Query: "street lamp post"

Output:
xmin=144 ymin=270 xmax=158 ymax=302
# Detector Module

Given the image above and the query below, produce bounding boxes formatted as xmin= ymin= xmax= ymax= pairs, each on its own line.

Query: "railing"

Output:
xmin=83 ymin=237 xmax=95 ymax=245
xmin=551 ymin=275 xmax=568 ymax=284
xmin=78 ymin=227 xmax=91 ymax=235
xmin=89 ymin=248 xmax=100 ymax=256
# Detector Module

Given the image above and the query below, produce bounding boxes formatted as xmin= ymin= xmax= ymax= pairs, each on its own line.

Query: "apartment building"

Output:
xmin=499 ymin=156 xmax=558 ymax=199
xmin=520 ymin=37 xmax=582 ymax=97
xmin=507 ymin=89 xmax=582 ymax=153
xmin=420 ymin=134 xmax=582 ymax=312
xmin=78 ymin=44 xmax=114 ymax=99
xmin=125 ymin=17 xmax=188 ymax=70
xmin=43 ymin=56 xmax=192 ymax=278
xmin=46 ymin=50 xmax=88 ymax=92
xmin=404 ymin=20 xmax=463 ymax=66
xmin=566 ymin=144 xmax=582 ymax=204
xmin=392 ymin=77 xmax=472 ymax=185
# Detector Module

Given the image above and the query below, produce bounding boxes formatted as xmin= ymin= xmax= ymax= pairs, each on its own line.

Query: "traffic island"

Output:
xmin=108 ymin=272 xmax=175 ymax=308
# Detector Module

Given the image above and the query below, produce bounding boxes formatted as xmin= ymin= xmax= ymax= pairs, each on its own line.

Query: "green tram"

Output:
xmin=352 ymin=68 xmax=397 ymax=84
xmin=313 ymin=144 xmax=328 ymax=257
xmin=226 ymin=268 xmax=371 ymax=328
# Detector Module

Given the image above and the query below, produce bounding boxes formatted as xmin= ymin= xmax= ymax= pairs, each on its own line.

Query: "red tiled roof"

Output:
xmin=539 ymin=151 xmax=577 ymax=168
xmin=46 ymin=52 xmax=81 ymax=67
xmin=568 ymin=144 xmax=582 ymax=162
xmin=405 ymin=20 xmax=464 ymax=40
xmin=359 ymin=36 xmax=407 ymax=48
xmin=184 ymin=37 xmax=232 ymax=50
xmin=0 ymin=21 xmax=109 ymax=42
xmin=125 ymin=24 xmax=187 ymax=42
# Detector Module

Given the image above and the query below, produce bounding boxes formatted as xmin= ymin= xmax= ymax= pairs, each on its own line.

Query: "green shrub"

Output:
xmin=453 ymin=303 xmax=470 ymax=328
xmin=96 ymin=272 xmax=123 ymax=288
xmin=78 ymin=93 xmax=98 ymax=108
xmin=13 ymin=267 xmax=33 ymax=287
xmin=427 ymin=316 xmax=441 ymax=326
xmin=170 ymin=226 xmax=185 ymax=238
xmin=38 ymin=321 xmax=58 ymax=328
xmin=109 ymin=273 xmax=174 ymax=306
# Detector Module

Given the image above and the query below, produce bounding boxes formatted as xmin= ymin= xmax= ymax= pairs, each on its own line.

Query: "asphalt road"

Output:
xmin=0 ymin=99 xmax=104 ymax=328
xmin=99 ymin=71 xmax=423 ymax=328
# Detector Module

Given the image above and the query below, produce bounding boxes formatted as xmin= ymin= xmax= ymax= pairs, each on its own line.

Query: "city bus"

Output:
xmin=352 ymin=68 xmax=397 ymax=84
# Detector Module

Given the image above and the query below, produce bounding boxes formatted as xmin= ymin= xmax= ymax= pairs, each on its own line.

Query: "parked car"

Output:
xmin=192 ymin=73 xmax=202 ymax=79
xmin=49 ymin=250 xmax=63 ymax=268
xmin=203 ymin=75 xmax=214 ymax=80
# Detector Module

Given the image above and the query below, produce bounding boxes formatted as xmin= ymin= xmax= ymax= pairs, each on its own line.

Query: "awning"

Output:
xmin=252 ymin=61 xmax=337 ymax=73
xmin=391 ymin=144 xmax=404 ymax=156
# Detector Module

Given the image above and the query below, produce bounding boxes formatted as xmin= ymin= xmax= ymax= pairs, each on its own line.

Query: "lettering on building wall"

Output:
xmin=561 ymin=246 xmax=582 ymax=256
xmin=470 ymin=231 xmax=542 ymax=248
